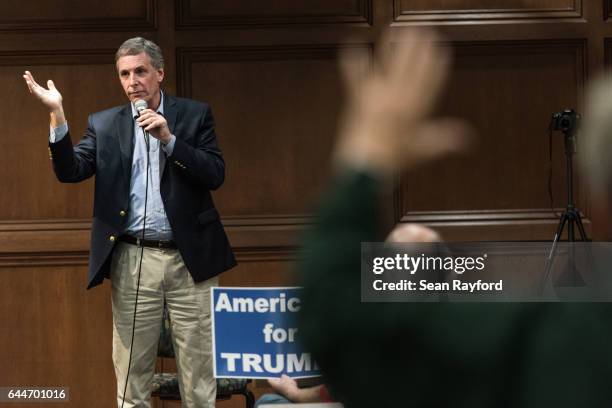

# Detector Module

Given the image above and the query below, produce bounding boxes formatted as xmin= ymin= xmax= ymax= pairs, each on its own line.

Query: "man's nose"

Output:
xmin=129 ymin=73 xmax=139 ymax=86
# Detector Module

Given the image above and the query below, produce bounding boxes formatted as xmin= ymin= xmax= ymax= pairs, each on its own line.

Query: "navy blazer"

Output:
xmin=49 ymin=94 xmax=237 ymax=289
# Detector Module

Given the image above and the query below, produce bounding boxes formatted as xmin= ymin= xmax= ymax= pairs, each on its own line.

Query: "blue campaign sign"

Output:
xmin=211 ymin=287 xmax=321 ymax=379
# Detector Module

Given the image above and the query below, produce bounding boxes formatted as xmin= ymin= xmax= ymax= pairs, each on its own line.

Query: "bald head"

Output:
xmin=385 ymin=223 xmax=441 ymax=243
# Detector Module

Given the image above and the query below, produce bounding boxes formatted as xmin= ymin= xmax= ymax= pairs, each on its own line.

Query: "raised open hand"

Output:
xmin=23 ymin=70 xmax=63 ymax=112
xmin=335 ymin=29 xmax=472 ymax=174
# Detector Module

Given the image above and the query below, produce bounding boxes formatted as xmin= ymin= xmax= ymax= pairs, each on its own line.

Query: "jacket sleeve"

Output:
xmin=48 ymin=115 xmax=96 ymax=183
xmin=297 ymin=170 xmax=385 ymax=350
xmin=166 ymin=104 xmax=225 ymax=190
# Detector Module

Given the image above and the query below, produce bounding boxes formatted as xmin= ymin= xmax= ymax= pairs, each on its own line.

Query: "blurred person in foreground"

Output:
xmin=256 ymin=224 xmax=439 ymax=407
xmin=298 ymin=28 xmax=612 ymax=408
xmin=580 ymin=76 xmax=612 ymax=236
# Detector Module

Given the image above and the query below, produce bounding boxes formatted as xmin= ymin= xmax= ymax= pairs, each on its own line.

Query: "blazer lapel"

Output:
xmin=116 ymin=104 xmax=134 ymax=186
xmin=161 ymin=95 xmax=178 ymax=179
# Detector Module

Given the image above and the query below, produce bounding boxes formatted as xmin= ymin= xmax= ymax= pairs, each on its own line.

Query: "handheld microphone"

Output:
xmin=134 ymin=98 xmax=147 ymax=115
xmin=134 ymin=99 xmax=150 ymax=152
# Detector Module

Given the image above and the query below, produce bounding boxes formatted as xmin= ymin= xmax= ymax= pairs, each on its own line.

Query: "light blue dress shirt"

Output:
xmin=50 ymin=91 xmax=177 ymax=240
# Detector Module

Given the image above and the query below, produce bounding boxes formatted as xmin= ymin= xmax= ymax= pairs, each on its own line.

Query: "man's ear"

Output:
xmin=157 ymin=68 xmax=165 ymax=83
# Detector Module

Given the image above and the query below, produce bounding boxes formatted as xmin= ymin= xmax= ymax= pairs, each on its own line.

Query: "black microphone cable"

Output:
xmin=120 ymin=118 xmax=152 ymax=408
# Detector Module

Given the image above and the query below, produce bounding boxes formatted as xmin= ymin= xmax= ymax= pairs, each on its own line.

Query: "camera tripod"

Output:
xmin=540 ymin=126 xmax=589 ymax=293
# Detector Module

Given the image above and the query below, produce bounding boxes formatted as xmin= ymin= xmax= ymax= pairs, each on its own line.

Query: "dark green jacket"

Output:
xmin=298 ymin=171 xmax=612 ymax=407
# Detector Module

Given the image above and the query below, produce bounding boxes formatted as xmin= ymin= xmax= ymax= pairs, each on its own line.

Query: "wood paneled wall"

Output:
xmin=1 ymin=0 xmax=609 ymax=406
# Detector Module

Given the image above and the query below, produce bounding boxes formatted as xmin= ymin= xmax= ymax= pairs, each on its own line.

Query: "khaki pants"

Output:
xmin=110 ymin=242 xmax=218 ymax=408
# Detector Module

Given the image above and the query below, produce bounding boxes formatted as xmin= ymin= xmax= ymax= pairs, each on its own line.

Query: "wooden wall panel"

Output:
xmin=399 ymin=40 xmax=587 ymax=240
xmin=0 ymin=0 xmax=155 ymax=31
xmin=220 ymin=258 xmax=298 ymax=287
xmin=0 ymin=264 xmax=115 ymax=408
xmin=0 ymin=51 xmax=124 ymax=220
xmin=178 ymin=45 xmax=369 ymax=218
xmin=176 ymin=0 xmax=372 ymax=28
xmin=394 ymin=0 xmax=582 ymax=22
xmin=403 ymin=40 xmax=584 ymax=211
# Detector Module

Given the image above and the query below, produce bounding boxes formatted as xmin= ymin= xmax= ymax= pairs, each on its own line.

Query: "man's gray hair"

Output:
xmin=115 ymin=37 xmax=164 ymax=70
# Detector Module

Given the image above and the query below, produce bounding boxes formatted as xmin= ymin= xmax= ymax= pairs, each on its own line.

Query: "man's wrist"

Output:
xmin=161 ymin=134 xmax=176 ymax=156
xmin=282 ymin=386 xmax=301 ymax=402
xmin=290 ymin=386 xmax=323 ymax=403
xmin=50 ymin=107 xmax=66 ymax=128
xmin=157 ymin=126 xmax=172 ymax=144
xmin=334 ymin=127 xmax=399 ymax=177
xmin=50 ymin=122 xmax=69 ymax=143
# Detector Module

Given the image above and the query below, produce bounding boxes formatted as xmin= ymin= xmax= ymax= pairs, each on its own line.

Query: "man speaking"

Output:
xmin=23 ymin=37 xmax=236 ymax=407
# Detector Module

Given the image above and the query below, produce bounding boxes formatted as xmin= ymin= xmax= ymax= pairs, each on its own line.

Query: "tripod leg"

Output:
xmin=556 ymin=210 xmax=587 ymax=287
xmin=574 ymin=210 xmax=589 ymax=242
xmin=539 ymin=214 xmax=569 ymax=295
xmin=574 ymin=210 xmax=592 ymax=287
xmin=567 ymin=213 xmax=579 ymax=286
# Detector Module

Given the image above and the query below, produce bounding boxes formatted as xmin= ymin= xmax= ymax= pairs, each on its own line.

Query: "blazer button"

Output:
xmin=119 ymin=210 xmax=126 ymax=217
xmin=109 ymin=235 xmax=116 ymax=242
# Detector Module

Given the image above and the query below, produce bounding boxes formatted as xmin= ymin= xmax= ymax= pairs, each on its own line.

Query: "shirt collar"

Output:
xmin=131 ymin=90 xmax=165 ymax=118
